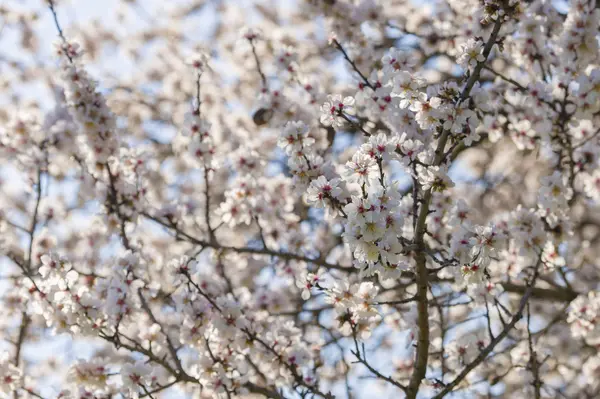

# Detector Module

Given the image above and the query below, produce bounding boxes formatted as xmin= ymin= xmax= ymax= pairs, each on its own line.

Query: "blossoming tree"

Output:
xmin=1 ymin=0 xmax=600 ymax=397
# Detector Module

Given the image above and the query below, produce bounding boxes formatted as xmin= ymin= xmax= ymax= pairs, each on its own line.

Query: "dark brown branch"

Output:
xmin=501 ymin=282 xmax=578 ymax=302
xmin=406 ymin=17 xmax=505 ymax=399
xmin=332 ymin=39 xmax=374 ymax=90
xmin=143 ymin=212 xmax=352 ymax=272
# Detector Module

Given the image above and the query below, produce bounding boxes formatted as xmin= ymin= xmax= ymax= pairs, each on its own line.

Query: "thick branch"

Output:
xmin=405 ymin=17 xmax=504 ymax=399
xmin=501 ymin=282 xmax=578 ymax=302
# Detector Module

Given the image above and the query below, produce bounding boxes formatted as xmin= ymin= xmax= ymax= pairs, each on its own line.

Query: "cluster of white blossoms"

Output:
xmin=1 ymin=0 xmax=600 ymax=398
xmin=457 ymin=39 xmax=486 ymax=71
xmin=0 ymin=352 xmax=22 ymax=395
xmin=57 ymin=42 xmax=119 ymax=165
xmin=568 ymin=291 xmax=600 ymax=345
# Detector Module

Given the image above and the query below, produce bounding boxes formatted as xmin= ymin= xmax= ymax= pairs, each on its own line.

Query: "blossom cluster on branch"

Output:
xmin=0 ymin=0 xmax=599 ymax=398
